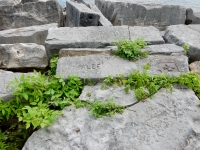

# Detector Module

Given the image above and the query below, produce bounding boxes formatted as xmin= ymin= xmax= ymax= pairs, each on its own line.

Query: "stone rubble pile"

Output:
xmin=0 ymin=0 xmax=199 ymax=149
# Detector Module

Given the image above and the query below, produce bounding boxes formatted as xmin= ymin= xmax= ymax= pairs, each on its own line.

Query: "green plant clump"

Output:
xmin=114 ymin=38 xmax=149 ymax=61
xmin=48 ymin=54 xmax=59 ymax=76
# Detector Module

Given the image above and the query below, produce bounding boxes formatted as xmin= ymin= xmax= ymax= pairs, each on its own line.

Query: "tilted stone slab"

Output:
xmin=59 ymin=47 xmax=111 ymax=57
xmin=0 ymin=0 xmax=63 ymax=30
xmin=79 ymin=83 xmax=137 ymax=106
xmin=0 ymin=43 xmax=48 ymax=70
xmin=0 ymin=73 xmax=33 ymax=103
xmin=23 ymin=88 xmax=200 ymax=150
xmin=95 ymin=0 xmax=186 ymax=30
xmin=88 ymin=3 xmax=113 ymax=26
xmin=45 ymin=26 xmax=164 ymax=58
xmin=66 ymin=1 xmax=100 ymax=27
xmin=164 ymin=24 xmax=200 ymax=62
xmin=129 ymin=26 xmax=165 ymax=45
xmin=56 ymin=55 xmax=189 ymax=81
xmin=0 ymin=23 xmax=58 ymax=45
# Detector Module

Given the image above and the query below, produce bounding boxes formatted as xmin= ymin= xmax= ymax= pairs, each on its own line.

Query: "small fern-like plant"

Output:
xmin=114 ymin=38 xmax=149 ymax=61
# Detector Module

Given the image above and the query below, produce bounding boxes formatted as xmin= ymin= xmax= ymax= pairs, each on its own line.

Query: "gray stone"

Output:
xmin=0 ymin=70 xmax=13 ymax=74
xmin=186 ymin=8 xmax=200 ymax=24
xmin=79 ymin=83 xmax=137 ymax=106
xmin=0 ymin=43 xmax=48 ymax=70
xmin=0 ymin=0 xmax=20 ymax=6
xmin=56 ymin=55 xmax=138 ymax=80
xmin=129 ymin=26 xmax=165 ymax=44
xmin=45 ymin=26 xmax=129 ymax=58
xmin=110 ymin=44 xmax=185 ymax=55
xmin=144 ymin=44 xmax=185 ymax=55
xmin=23 ymin=87 xmax=200 ymax=150
xmin=164 ymin=24 xmax=200 ymax=62
xmin=65 ymin=1 xmax=100 ymax=27
xmin=59 ymin=47 xmax=111 ymax=57
xmin=95 ymin=0 xmax=186 ymax=30
xmin=88 ymin=3 xmax=112 ymax=26
xmin=56 ymin=55 xmax=189 ymax=81
xmin=0 ymin=73 xmax=32 ymax=103
xmin=189 ymin=61 xmax=200 ymax=76
xmin=45 ymin=26 xmax=164 ymax=58
xmin=0 ymin=0 xmax=63 ymax=30
xmin=0 ymin=23 xmax=58 ymax=45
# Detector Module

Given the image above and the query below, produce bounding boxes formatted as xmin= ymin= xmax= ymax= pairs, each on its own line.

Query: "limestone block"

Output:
xmin=0 ymin=43 xmax=48 ymax=70
xmin=88 ymin=3 xmax=112 ymax=26
xmin=164 ymin=24 xmax=200 ymax=62
xmin=0 ymin=23 xmax=58 ymax=45
xmin=65 ymin=1 xmax=100 ymax=27
xmin=0 ymin=0 xmax=63 ymax=30
xmin=56 ymin=55 xmax=189 ymax=81
xmin=23 ymin=87 xmax=200 ymax=150
xmin=95 ymin=0 xmax=186 ymax=30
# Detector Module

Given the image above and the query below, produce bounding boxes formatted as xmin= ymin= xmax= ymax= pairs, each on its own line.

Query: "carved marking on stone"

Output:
xmin=158 ymin=62 xmax=178 ymax=72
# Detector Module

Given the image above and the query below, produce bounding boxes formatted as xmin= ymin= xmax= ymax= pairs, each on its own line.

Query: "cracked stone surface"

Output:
xmin=23 ymin=87 xmax=200 ymax=150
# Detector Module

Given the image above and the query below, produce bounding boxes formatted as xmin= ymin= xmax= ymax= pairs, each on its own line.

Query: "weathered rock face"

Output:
xmin=0 ymin=73 xmax=32 ymax=103
xmin=164 ymin=24 xmax=200 ymax=62
xmin=66 ymin=1 xmax=100 ymax=27
xmin=95 ymin=0 xmax=186 ymax=30
xmin=0 ymin=0 xmax=63 ymax=30
xmin=189 ymin=61 xmax=200 ymax=76
xmin=0 ymin=23 xmax=58 ymax=45
xmin=0 ymin=0 xmax=20 ymax=5
xmin=186 ymin=8 xmax=200 ymax=24
xmin=88 ymin=3 xmax=112 ymax=26
xmin=45 ymin=26 xmax=164 ymax=58
xmin=56 ymin=55 xmax=188 ymax=80
xmin=0 ymin=43 xmax=48 ymax=70
xmin=23 ymin=87 xmax=200 ymax=150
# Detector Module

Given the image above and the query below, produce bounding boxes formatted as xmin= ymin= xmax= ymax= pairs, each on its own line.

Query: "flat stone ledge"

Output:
xmin=0 ymin=23 xmax=58 ymax=45
xmin=59 ymin=47 xmax=111 ymax=57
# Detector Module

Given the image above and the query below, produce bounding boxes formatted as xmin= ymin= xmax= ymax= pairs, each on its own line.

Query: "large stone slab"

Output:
xmin=88 ymin=3 xmax=112 ymax=26
xmin=23 ymin=87 xmax=200 ymax=150
xmin=0 ymin=0 xmax=63 ymax=30
xmin=0 ymin=23 xmax=58 ymax=45
xmin=0 ymin=73 xmax=32 ymax=103
xmin=45 ymin=26 xmax=164 ymax=58
xmin=129 ymin=26 xmax=165 ymax=45
xmin=95 ymin=0 xmax=186 ymax=30
xmin=0 ymin=43 xmax=48 ymax=70
xmin=56 ymin=55 xmax=189 ymax=80
xmin=66 ymin=1 xmax=100 ymax=27
xmin=164 ymin=24 xmax=200 ymax=62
